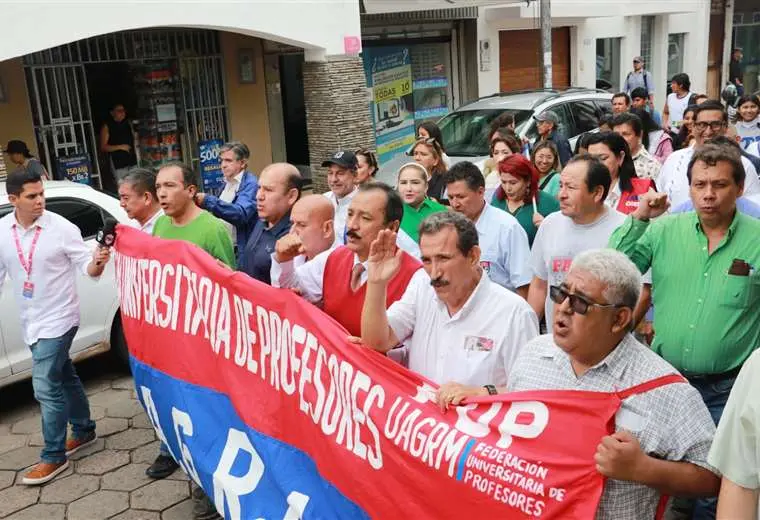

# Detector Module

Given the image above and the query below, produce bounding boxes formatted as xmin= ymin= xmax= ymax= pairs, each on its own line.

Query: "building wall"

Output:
xmin=477 ymin=3 xmax=710 ymax=110
xmin=0 ymin=58 xmax=36 ymax=161
xmin=220 ymin=33 xmax=273 ymax=174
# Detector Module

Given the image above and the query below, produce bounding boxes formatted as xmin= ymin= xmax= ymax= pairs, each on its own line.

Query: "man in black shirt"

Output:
xmin=99 ymin=103 xmax=137 ymax=192
xmin=729 ymin=48 xmax=744 ymax=97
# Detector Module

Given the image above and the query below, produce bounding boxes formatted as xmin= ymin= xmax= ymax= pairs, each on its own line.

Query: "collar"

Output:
xmin=541 ymin=333 xmax=636 ymax=381
xmin=632 ymin=146 xmax=651 ymax=160
xmin=435 ymin=270 xmax=491 ymax=321
xmin=406 ymin=198 xmax=437 ymax=213
xmin=474 ymin=200 xmax=490 ymax=226
xmin=263 ymin=211 xmax=292 ymax=234
xmin=328 ymin=187 xmax=359 ymax=205
xmin=225 ymin=172 xmax=245 ymax=185
xmin=12 ymin=210 xmax=48 ymax=231
xmin=142 ymin=208 xmax=164 ymax=229
xmin=692 ymin=209 xmax=741 ymax=238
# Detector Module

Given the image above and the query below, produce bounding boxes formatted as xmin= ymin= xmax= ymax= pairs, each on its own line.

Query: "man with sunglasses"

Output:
xmin=658 ymin=101 xmax=760 ymax=208
xmin=612 ymin=143 xmax=760 ymax=518
xmin=508 ymin=249 xmax=719 ymax=520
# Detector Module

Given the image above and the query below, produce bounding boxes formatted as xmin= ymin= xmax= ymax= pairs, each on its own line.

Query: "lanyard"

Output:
xmin=11 ymin=225 xmax=42 ymax=279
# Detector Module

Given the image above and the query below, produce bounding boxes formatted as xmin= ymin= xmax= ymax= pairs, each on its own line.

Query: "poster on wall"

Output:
xmin=56 ymin=154 xmax=92 ymax=185
xmin=198 ymin=139 xmax=224 ymax=194
xmin=365 ymin=47 xmax=416 ymax=165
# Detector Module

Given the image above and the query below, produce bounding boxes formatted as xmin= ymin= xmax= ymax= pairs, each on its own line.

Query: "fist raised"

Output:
xmin=274 ymin=234 xmax=304 ymax=263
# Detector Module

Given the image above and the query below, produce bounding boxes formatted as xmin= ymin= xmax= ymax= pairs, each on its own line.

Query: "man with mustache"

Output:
xmin=611 ymin=143 xmax=760 ymax=518
xmin=271 ymin=182 xmax=425 ymax=337
xmin=360 ymin=211 xmax=538 ymax=408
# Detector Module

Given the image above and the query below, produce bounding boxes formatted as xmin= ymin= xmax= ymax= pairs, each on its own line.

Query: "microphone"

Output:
xmin=95 ymin=218 xmax=117 ymax=266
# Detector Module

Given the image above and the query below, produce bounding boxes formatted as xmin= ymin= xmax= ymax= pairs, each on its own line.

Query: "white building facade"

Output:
xmin=476 ymin=1 xmax=711 ymax=108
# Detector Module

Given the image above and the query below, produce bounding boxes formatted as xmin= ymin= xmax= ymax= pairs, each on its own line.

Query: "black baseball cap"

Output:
xmin=322 ymin=150 xmax=358 ymax=169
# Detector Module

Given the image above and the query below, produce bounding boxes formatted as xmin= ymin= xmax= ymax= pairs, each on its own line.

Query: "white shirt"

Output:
xmin=666 ymin=91 xmax=692 ymax=126
xmin=387 ymin=270 xmax=539 ymax=386
xmin=747 ymin=141 xmax=760 ymax=159
xmin=129 ymin=208 xmax=163 ymax=235
xmin=0 ymin=211 xmax=94 ymax=345
xmin=323 ymin=188 xmax=358 ymax=245
xmin=474 ymin=203 xmax=532 ymax=291
xmin=270 ymin=240 xmax=339 ymax=291
xmin=219 ymin=172 xmax=244 ymax=242
xmin=271 ymin=243 xmax=428 ymax=306
xmin=658 ymin=147 xmax=760 ymax=208
xmin=531 ymin=208 xmax=628 ymax=324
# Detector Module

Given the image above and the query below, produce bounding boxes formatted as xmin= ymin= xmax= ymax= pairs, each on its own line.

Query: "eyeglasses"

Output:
xmin=549 ymin=285 xmax=622 ymax=315
xmin=693 ymin=121 xmax=726 ymax=132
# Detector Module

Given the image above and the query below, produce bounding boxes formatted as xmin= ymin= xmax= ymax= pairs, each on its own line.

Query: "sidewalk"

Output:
xmin=0 ymin=365 xmax=193 ymax=519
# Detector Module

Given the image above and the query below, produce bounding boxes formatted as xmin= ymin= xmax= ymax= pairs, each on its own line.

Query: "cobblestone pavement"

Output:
xmin=0 ymin=359 xmax=194 ymax=519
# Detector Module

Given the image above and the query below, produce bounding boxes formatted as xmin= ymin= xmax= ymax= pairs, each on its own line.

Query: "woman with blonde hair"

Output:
xmin=396 ymin=162 xmax=447 ymax=244
xmin=411 ymin=137 xmax=448 ymax=204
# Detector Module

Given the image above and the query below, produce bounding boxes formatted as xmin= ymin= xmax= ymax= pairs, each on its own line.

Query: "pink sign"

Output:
xmin=344 ymin=35 xmax=362 ymax=55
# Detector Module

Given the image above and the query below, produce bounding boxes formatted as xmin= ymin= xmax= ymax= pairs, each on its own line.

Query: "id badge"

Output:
xmin=22 ymin=281 xmax=34 ymax=299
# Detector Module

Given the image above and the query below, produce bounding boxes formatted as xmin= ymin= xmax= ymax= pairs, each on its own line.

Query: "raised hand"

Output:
xmin=633 ymin=189 xmax=669 ymax=221
xmin=367 ymin=229 xmax=402 ymax=285
xmin=274 ymin=234 xmax=305 ymax=263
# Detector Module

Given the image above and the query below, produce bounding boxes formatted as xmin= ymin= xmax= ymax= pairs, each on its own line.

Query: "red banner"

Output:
xmin=114 ymin=224 xmax=632 ymax=519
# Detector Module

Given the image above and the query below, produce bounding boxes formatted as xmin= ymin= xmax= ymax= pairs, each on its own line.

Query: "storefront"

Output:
xmin=360 ymin=8 xmax=477 ymax=164
xmin=733 ymin=0 xmax=760 ymax=94
xmin=18 ymin=28 xmax=229 ymax=191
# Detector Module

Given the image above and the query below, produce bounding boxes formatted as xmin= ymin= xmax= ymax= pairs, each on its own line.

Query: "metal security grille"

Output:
xmin=24 ymin=65 xmax=101 ymax=187
xmin=180 ymin=56 xmax=229 ymax=170
xmin=23 ymin=29 xmax=221 ymax=65
xmin=22 ymin=29 xmax=228 ymax=183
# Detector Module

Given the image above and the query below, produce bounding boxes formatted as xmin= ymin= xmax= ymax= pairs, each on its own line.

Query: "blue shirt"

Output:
xmin=671 ymin=197 xmax=760 ymax=219
xmin=201 ymin=171 xmax=258 ymax=263
xmin=474 ymin=204 xmax=532 ymax=291
xmin=239 ymin=214 xmax=291 ymax=284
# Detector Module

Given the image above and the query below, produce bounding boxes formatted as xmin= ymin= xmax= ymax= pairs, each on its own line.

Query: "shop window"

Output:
xmin=667 ymin=34 xmax=685 ymax=86
xmin=46 ymin=198 xmax=108 ymax=240
xmin=733 ymin=21 xmax=760 ymax=94
xmin=410 ymin=43 xmax=453 ymax=125
xmin=640 ymin=16 xmax=656 ymax=74
xmin=596 ymin=38 xmax=622 ymax=93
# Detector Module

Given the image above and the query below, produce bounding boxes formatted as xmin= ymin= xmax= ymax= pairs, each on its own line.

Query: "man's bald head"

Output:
xmin=290 ymin=194 xmax=336 ymax=260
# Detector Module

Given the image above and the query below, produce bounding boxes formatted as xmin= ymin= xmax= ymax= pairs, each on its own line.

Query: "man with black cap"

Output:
xmin=4 ymin=140 xmax=49 ymax=180
xmin=322 ymin=150 xmax=359 ymax=244
xmin=624 ymin=56 xmax=655 ymax=109
xmin=533 ymin=112 xmax=572 ymax=166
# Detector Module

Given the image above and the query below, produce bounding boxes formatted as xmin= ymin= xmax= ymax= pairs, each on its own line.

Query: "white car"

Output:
xmin=0 ymin=181 xmax=130 ymax=388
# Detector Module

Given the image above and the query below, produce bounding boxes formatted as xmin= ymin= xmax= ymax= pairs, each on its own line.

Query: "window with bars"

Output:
xmin=640 ymin=16 xmax=655 ymax=71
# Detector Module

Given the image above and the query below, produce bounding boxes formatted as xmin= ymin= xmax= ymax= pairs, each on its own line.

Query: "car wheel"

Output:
xmin=110 ymin=313 xmax=130 ymax=367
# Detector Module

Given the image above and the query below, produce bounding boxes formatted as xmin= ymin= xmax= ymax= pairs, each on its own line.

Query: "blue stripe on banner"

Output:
xmin=129 ymin=358 xmax=369 ymax=520
xmin=456 ymin=438 xmax=477 ymax=481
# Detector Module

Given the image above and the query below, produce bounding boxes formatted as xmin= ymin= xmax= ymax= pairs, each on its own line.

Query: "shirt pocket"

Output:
xmin=721 ymin=273 xmax=760 ymax=309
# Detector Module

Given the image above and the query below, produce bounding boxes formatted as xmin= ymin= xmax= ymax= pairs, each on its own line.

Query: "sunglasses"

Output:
xmin=549 ymin=285 xmax=622 ymax=315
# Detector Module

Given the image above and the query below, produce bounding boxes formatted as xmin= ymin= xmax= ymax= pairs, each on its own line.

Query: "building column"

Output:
xmin=652 ymin=15 xmax=670 ymax=109
xmin=303 ymin=55 xmax=374 ymax=193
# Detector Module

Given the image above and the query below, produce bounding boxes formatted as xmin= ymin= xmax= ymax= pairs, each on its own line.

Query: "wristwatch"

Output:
xmin=484 ymin=384 xmax=497 ymax=396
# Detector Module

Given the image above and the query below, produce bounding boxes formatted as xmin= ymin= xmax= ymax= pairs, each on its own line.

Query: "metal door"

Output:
xmin=25 ymin=65 xmax=101 ymax=188
xmin=179 ymin=56 xmax=229 ymax=170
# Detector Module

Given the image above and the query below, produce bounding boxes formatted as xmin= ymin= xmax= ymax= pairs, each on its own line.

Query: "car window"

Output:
xmin=438 ymin=109 xmax=533 ymax=157
xmin=570 ymin=101 xmax=601 ymax=135
xmin=545 ymin=104 xmax=574 ymax=140
xmin=595 ymin=100 xmax=612 ymax=117
xmin=46 ymin=198 xmax=107 ymax=240
xmin=0 ymin=205 xmax=11 ymax=219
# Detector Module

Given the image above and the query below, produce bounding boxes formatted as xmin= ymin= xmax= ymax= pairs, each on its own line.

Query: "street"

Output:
xmin=0 ymin=358 xmax=193 ymax=519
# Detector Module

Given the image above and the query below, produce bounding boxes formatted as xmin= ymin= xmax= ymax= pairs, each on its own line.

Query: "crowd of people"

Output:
xmin=2 ymin=67 xmax=760 ymax=519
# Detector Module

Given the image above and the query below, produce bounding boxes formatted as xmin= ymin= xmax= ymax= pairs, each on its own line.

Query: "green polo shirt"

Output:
xmin=610 ymin=212 xmax=760 ymax=375
xmin=491 ymin=191 xmax=560 ymax=246
xmin=153 ymin=210 xmax=236 ymax=269
xmin=401 ymin=199 xmax=447 ymax=243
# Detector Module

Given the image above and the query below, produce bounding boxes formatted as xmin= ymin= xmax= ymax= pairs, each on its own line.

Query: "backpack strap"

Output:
xmin=539 ymin=171 xmax=557 ymax=190
xmin=616 ymin=373 xmax=687 ymax=400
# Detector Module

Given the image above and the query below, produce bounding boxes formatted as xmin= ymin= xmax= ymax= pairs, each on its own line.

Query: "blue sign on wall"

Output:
xmin=57 ymin=154 xmax=92 ymax=185
xmin=199 ymin=139 xmax=224 ymax=193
